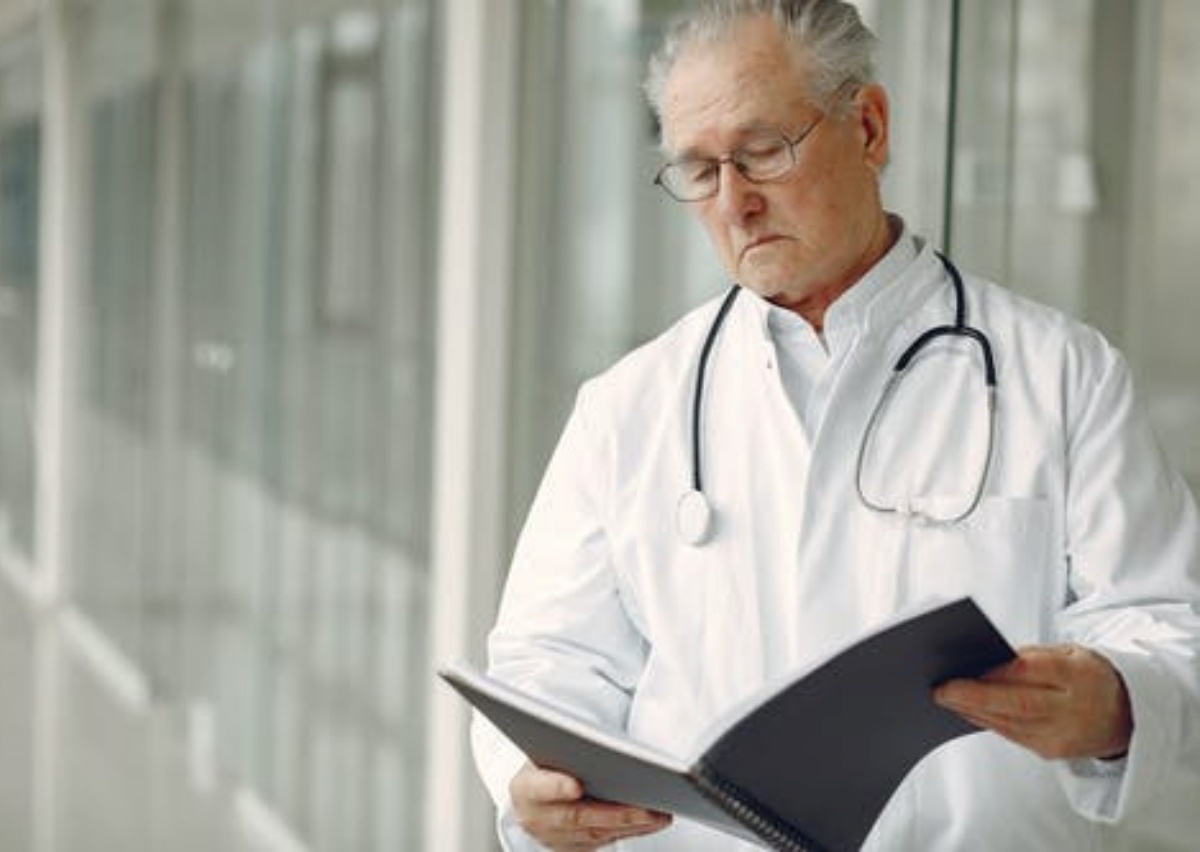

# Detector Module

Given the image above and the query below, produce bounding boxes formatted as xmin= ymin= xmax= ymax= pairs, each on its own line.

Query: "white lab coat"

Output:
xmin=473 ymin=234 xmax=1200 ymax=850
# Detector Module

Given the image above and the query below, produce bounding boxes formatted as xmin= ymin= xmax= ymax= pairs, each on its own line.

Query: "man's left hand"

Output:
xmin=934 ymin=644 xmax=1132 ymax=761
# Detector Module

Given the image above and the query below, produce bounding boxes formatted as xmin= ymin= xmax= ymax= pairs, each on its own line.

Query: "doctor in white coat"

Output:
xmin=471 ymin=1 xmax=1200 ymax=849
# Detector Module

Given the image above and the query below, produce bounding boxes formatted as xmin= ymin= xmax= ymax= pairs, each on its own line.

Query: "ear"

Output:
xmin=856 ymin=83 xmax=890 ymax=172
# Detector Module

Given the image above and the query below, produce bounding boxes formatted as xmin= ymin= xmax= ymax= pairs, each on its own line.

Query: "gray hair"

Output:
xmin=644 ymin=0 xmax=878 ymax=120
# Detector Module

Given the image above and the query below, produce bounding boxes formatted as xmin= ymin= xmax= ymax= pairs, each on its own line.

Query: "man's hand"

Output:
xmin=934 ymin=644 xmax=1132 ymax=760
xmin=509 ymin=762 xmax=672 ymax=851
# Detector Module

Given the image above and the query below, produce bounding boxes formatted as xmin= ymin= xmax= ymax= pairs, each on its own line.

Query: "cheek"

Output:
xmin=698 ymin=211 xmax=738 ymax=267
xmin=784 ymin=168 xmax=873 ymax=243
xmin=782 ymin=163 xmax=840 ymax=217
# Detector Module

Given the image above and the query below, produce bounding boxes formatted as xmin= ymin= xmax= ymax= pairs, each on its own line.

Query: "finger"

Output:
xmin=513 ymin=764 xmax=584 ymax=805
xmin=950 ymin=707 xmax=1064 ymax=759
xmin=954 ymin=645 xmax=1127 ymax=724
xmin=510 ymin=762 xmax=674 ymax=850
xmin=548 ymin=800 xmax=667 ymax=831
xmin=948 ymin=704 xmax=1042 ymax=738
xmin=956 ymin=646 xmax=1070 ymax=691
xmin=934 ymin=678 xmax=1058 ymax=722
xmin=985 ymin=645 xmax=1081 ymax=685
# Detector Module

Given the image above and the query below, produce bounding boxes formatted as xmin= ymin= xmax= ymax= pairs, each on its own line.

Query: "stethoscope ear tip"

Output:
xmin=676 ymin=489 xmax=714 ymax=547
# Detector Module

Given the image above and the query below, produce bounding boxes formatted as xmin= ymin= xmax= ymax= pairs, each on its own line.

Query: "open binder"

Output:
xmin=442 ymin=596 xmax=1014 ymax=852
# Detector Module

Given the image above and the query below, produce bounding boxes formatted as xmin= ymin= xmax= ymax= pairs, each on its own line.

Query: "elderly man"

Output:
xmin=471 ymin=1 xmax=1200 ymax=849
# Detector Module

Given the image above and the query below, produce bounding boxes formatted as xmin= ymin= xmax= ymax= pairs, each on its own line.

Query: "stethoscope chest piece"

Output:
xmin=676 ymin=489 xmax=714 ymax=547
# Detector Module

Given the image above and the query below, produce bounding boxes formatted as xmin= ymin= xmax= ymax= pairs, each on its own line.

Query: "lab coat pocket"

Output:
xmin=906 ymin=496 xmax=1057 ymax=644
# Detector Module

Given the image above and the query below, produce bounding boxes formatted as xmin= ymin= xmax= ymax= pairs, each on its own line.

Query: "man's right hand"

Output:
xmin=509 ymin=761 xmax=672 ymax=851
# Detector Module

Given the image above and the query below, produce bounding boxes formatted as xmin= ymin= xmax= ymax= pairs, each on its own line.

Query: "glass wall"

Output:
xmin=1136 ymin=0 xmax=1200 ymax=491
xmin=0 ymin=28 xmax=39 ymax=852
xmin=0 ymin=25 xmax=40 ymax=565
xmin=58 ymin=1 xmax=440 ymax=849
xmin=73 ymin=0 xmax=159 ymax=678
xmin=947 ymin=0 xmax=1200 ymax=492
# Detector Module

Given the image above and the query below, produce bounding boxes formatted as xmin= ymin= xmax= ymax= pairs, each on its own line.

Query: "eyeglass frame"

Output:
xmin=651 ymin=82 xmax=862 ymax=203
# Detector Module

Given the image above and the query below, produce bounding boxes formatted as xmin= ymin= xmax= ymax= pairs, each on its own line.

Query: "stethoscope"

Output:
xmin=675 ymin=252 xmax=997 ymax=547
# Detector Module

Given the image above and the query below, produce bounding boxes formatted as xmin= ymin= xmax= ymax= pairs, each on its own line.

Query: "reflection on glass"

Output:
xmin=1141 ymin=0 xmax=1200 ymax=491
xmin=47 ymin=1 xmax=438 ymax=850
xmin=171 ymin=5 xmax=438 ymax=850
xmin=0 ymin=30 xmax=40 ymax=565
xmin=947 ymin=0 xmax=1200 ymax=491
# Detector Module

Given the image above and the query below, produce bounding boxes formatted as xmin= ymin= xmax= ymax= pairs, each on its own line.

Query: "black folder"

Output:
xmin=441 ymin=596 xmax=1014 ymax=852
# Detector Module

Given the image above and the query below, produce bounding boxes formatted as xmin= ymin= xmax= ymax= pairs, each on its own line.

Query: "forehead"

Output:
xmin=659 ymin=16 xmax=813 ymax=153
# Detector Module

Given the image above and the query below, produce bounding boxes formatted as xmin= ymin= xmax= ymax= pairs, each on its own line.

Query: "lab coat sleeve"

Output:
xmin=1053 ymin=337 xmax=1200 ymax=822
xmin=471 ymin=380 xmax=649 ymax=849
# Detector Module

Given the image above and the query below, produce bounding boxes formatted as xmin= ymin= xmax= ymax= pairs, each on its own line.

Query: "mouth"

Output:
xmin=739 ymin=234 xmax=785 ymax=262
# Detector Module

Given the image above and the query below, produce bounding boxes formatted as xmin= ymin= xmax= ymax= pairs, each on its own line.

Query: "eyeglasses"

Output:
xmin=652 ymin=114 xmax=826 ymax=203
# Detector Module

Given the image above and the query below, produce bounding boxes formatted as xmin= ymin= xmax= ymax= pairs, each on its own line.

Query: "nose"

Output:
xmin=714 ymin=161 xmax=765 ymax=224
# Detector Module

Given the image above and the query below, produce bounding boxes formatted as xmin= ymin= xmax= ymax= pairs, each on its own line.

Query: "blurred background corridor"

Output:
xmin=1 ymin=1 xmax=1199 ymax=850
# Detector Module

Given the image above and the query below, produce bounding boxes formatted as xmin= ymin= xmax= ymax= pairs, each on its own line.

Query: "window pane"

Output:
xmin=1137 ymin=0 xmax=1200 ymax=492
xmin=0 ymin=27 xmax=40 ymax=567
xmin=74 ymin=0 xmax=158 ymax=670
xmin=29 ymin=1 xmax=441 ymax=849
xmin=175 ymin=4 xmax=438 ymax=850
xmin=862 ymin=0 xmax=954 ymax=242
xmin=947 ymin=0 xmax=1200 ymax=492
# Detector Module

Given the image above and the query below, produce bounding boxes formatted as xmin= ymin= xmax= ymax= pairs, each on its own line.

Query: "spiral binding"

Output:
xmin=692 ymin=764 xmax=827 ymax=852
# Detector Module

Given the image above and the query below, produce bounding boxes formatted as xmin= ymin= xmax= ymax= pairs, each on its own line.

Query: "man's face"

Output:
xmin=659 ymin=15 xmax=891 ymax=319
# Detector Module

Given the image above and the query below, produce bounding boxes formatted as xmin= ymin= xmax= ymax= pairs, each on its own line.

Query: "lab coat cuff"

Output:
xmin=1054 ymin=647 xmax=1171 ymax=823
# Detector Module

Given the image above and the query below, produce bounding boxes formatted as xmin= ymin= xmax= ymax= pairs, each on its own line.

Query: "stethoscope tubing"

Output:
xmin=678 ymin=251 xmax=996 ymax=546
xmin=690 ymin=285 xmax=742 ymax=493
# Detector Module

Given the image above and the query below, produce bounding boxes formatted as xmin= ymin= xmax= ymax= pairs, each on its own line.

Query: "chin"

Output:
xmin=736 ymin=272 xmax=791 ymax=302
